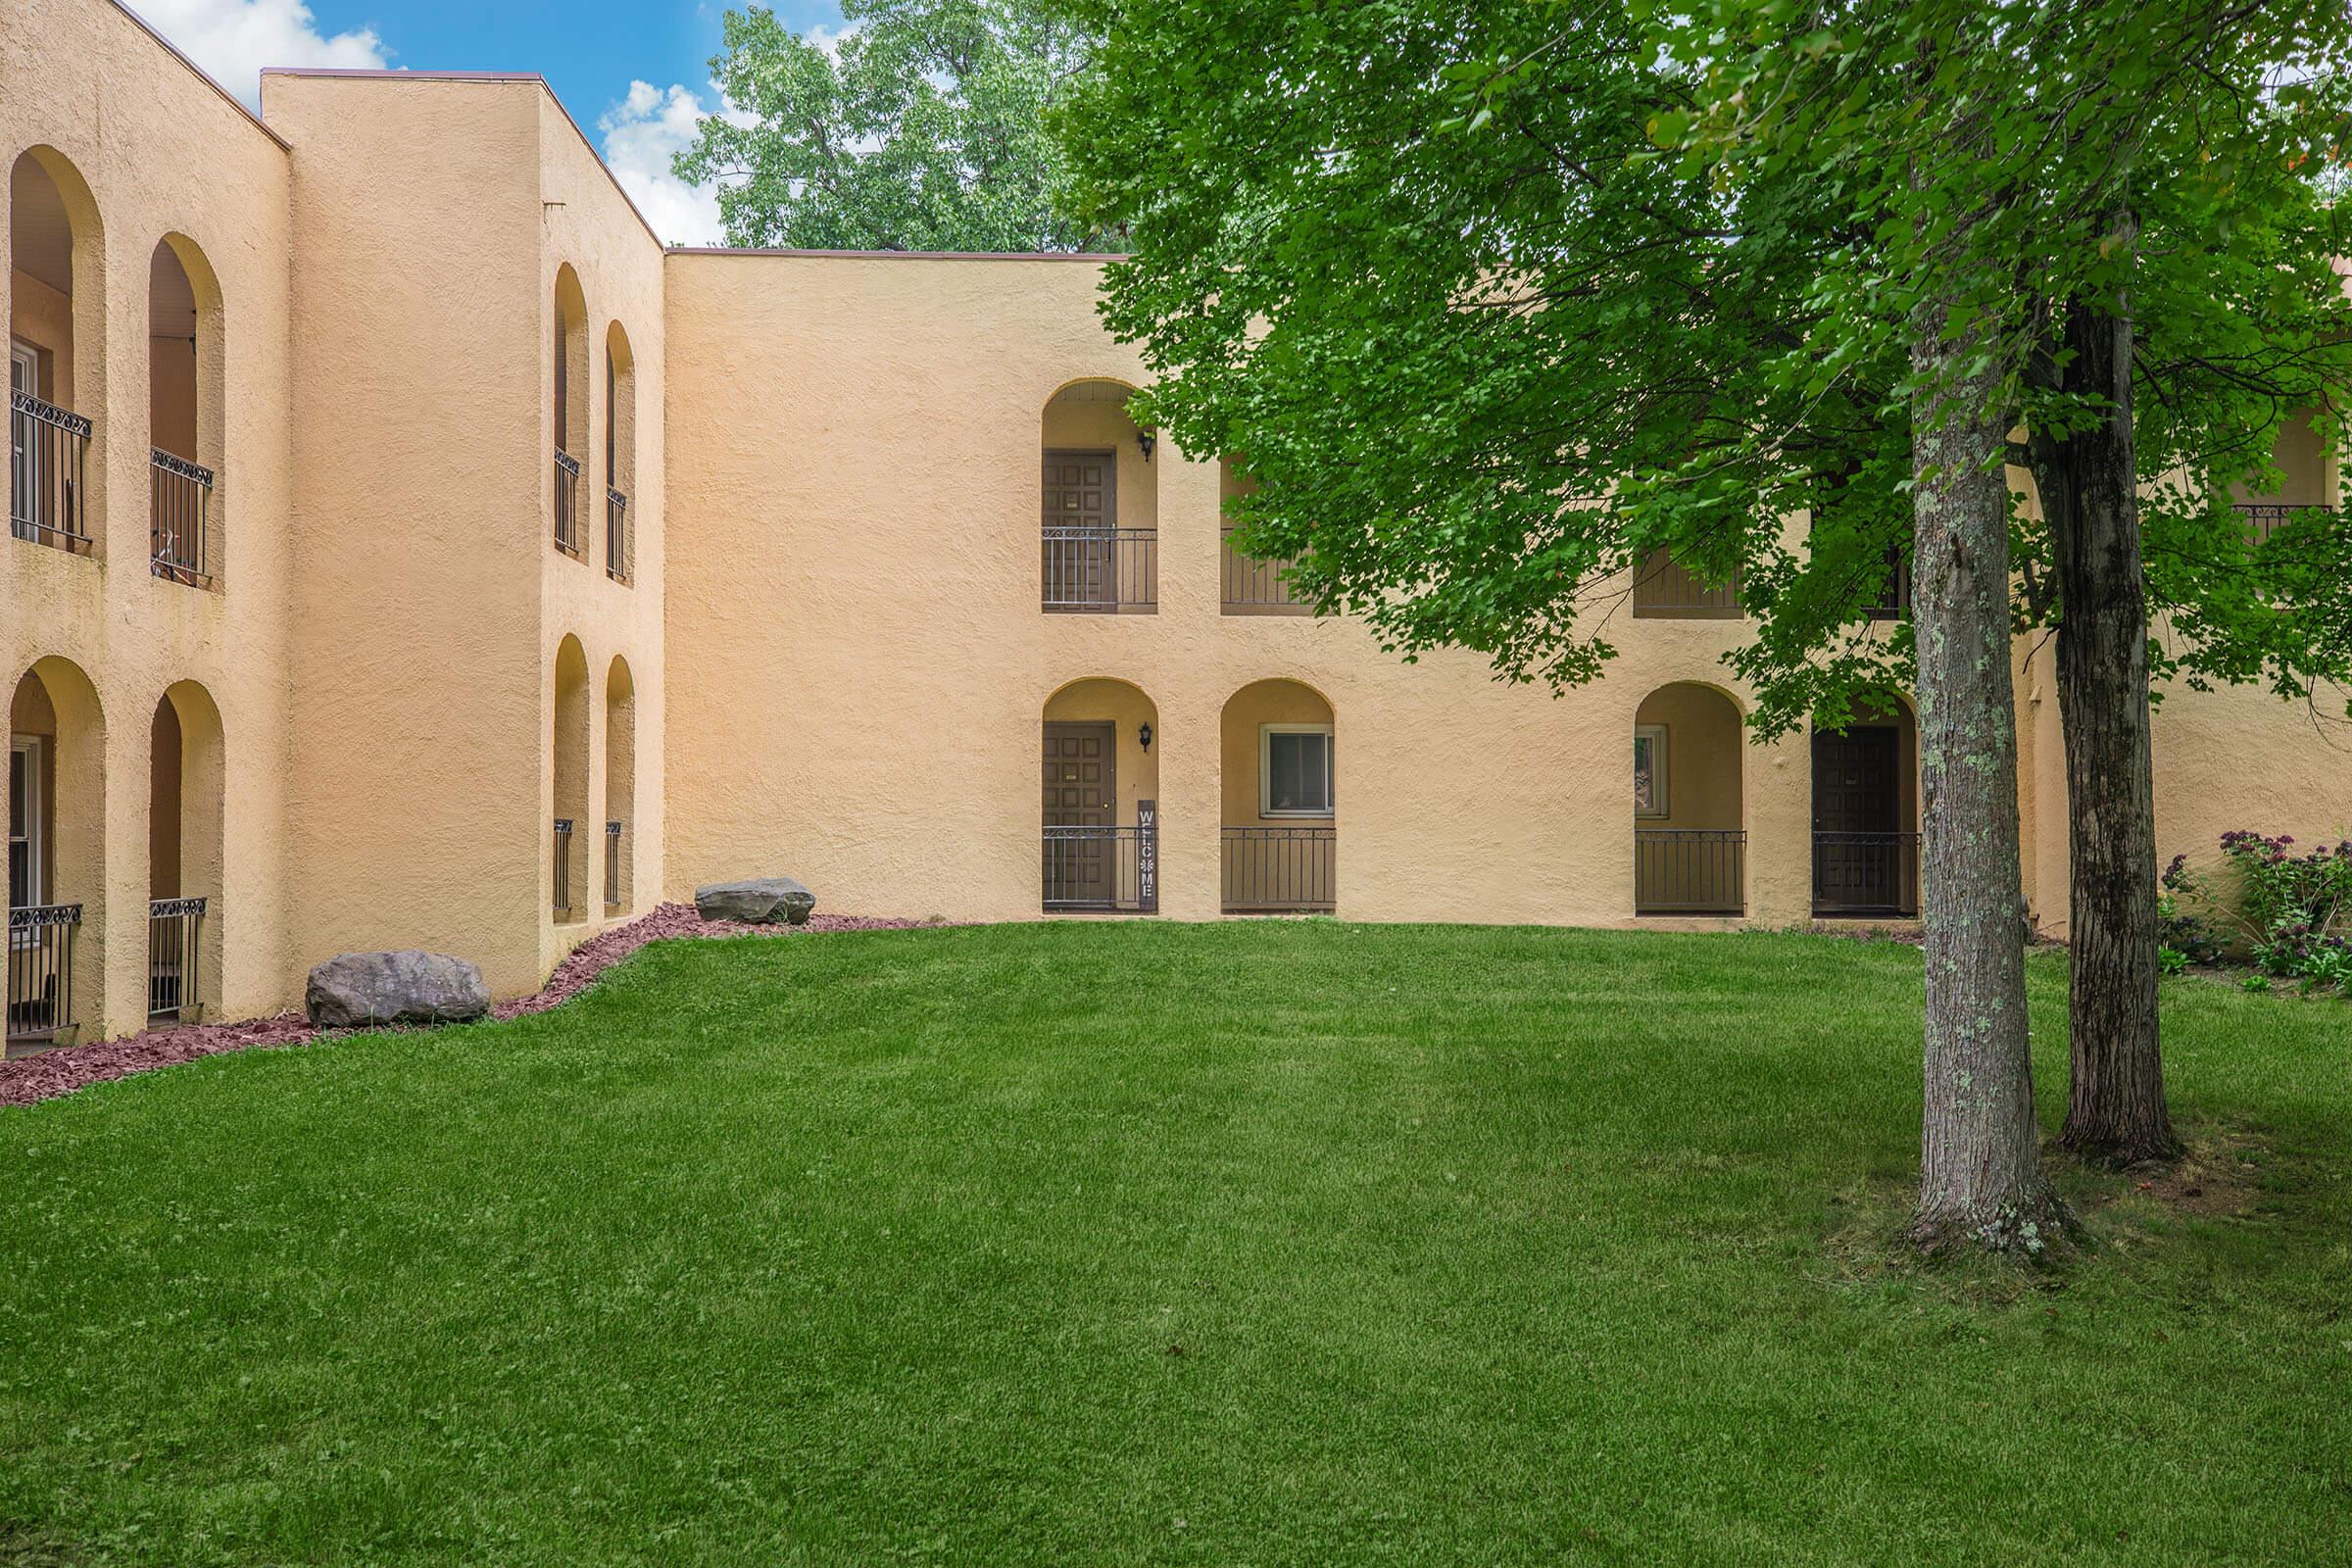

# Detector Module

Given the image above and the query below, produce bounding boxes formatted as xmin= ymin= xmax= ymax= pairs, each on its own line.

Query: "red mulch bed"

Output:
xmin=0 ymin=903 xmax=933 ymax=1109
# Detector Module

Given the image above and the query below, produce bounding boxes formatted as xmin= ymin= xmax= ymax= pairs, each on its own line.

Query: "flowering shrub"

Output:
xmin=2170 ymin=832 xmax=2352 ymax=991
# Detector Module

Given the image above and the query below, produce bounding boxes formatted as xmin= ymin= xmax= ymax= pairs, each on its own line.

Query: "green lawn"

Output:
xmin=0 ymin=923 xmax=2346 ymax=1566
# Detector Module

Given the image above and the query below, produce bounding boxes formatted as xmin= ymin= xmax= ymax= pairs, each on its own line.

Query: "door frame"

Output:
xmin=9 ymin=734 xmax=45 ymax=937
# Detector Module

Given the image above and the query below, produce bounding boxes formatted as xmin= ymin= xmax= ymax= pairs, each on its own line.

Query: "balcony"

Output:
xmin=1634 ymin=829 xmax=1746 ymax=915
xmin=1042 ymin=526 xmax=1156 ymax=612
xmin=1221 ymin=826 xmax=1335 ymax=912
xmin=10 ymin=391 xmax=91 ymax=553
xmin=150 ymin=449 xmax=215 ymax=587
xmin=6 ymin=903 xmax=80 ymax=1053
xmin=1812 ymin=831 xmax=1921 ymax=917
xmin=1221 ymin=528 xmax=1309 ymax=614
xmin=553 ymin=816 xmax=575 ymax=918
xmin=554 ymin=450 xmax=583 ymax=559
xmin=1043 ymin=809 xmax=1159 ymax=913
xmin=1865 ymin=546 xmax=1912 ymax=620
xmin=1632 ymin=550 xmax=1740 ymax=618
xmin=607 ymin=488 xmax=629 ymax=583
xmin=147 ymin=896 xmax=206 ymax=1021
xmin=2236 ymin=501 xmax=2331 ymax=543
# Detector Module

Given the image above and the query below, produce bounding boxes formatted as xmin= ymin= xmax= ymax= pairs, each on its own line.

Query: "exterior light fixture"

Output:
xmin=1138 ymin=429 xmax=1157 ymax=462
xmin=1138 ymin=722 xmax=1153 ymax=751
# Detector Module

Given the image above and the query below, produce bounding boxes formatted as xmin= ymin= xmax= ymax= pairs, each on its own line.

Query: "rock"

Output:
xmin=696 ymin=876 xmax=816 ymax=925
xmin=306 ymin=951 xmax=491 ymax=1028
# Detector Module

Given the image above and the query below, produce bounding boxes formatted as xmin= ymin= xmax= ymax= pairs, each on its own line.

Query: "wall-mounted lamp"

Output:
xmin=1138 ymin=722 xmax=1154 ymax=752
xmin=1138 ymin=429 xmax=1157 ymax=462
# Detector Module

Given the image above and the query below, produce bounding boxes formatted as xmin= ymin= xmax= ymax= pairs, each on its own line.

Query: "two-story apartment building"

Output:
xmin=5 ymin=0 xmax=2346 ymax=1050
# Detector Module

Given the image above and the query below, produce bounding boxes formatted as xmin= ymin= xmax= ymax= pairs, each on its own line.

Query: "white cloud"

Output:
xmin=134 ymin=0 xmax=388 ymax=107
xmin=599 ymin=80 xmax=748 ymax=248
xmin=600 ymin=21 xmax=858 ymax=249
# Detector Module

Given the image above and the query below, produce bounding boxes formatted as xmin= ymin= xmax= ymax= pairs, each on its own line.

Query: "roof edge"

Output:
xmin=664 ymin=247 xmax=1128 ymax=262
xmin=259 ymin=68 xmax=662 ymax=249
xmin=110 ymin=1 xmax=292 ymax=151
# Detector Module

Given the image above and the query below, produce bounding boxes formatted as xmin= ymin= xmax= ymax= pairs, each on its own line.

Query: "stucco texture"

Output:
xmin=4 ymin=0 xmax=2347 ymax=1045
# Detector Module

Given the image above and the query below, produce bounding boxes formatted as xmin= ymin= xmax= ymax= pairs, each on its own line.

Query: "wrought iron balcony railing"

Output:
xmin=1635 ymin=829 xmax=1746 ymax=915
xmin=1812 ymin=831 xmax=1922 ymax=917
xmin=11 ymin=391 xmax=91 ymax=553
xmin=1220 ymin=527 xmax=1309 ymax=614
xmin=150 ymin=449 xmax=215 ymax=588
xmin=1221 ymin=825 xmax=1335 ymax=912
xmin=555 ymin=450 xmax=583 ymax=557
xmin=1632 ymin=550 xmax=1740 ymax=619
xmin=553 ymin=817 xmax=575 ymax=917
xmin=7 ymin=903 xmax=80 ymax=1047
xmin=1042 ymin=526 xmax=1156 ymax=612
xmin=2235 ymin=501 xmax=2332 ymax=544
xmin=1042 ymin=804 xmax=1158 ymax=912
xmin=607 ymin=487 xmax=629 ymax=583
xmin=148 ymin=896 xmax=206 ymax=1021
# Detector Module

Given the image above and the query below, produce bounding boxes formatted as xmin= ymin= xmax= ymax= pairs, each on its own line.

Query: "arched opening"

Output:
xmin=1041 ymin=678 xmax=1160 ymax=911
xmin=2232 ymin=406 xmax=2337 ymax=542
xmin=1219 ymin=678 xmax=1336 ymax=912
xmin=1040 ymin=379 xmax=1155 ymax=612
xmin=9 ymin=658 xmax=105 ymax=1049
xmin=147 ymin=235 xmax=223 ymax=588
xmin=1218 ymin=456 xmax=1305 ymax=614
xmin=553 ymin=636 xmax=590 ymax=922
xmin=1632 ymin=683 xmax=1745 ymax=915
xmin=604 ymin=656 xmax=636 ymax=914
xmin=148 ymin=682 xmax=222 ymax=1021
xmin=10 ymin=148 xmax=103 ymax=556
xmin=1810 ymin=692 xmax=1921 ymax=917
xmin=605 ymin=322 xmax=635 ymax=584
xmin=552 ymin=265 xmax=589 ymax=559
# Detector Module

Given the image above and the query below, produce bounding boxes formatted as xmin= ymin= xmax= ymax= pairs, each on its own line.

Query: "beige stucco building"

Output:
xmin=4 ymin=0 xmax=2346 ymax=1049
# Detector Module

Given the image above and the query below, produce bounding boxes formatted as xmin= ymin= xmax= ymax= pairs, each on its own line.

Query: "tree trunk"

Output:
xmin=1907 ymin=299 xmax=2069 ymax=1255
xmin=2026 ymin=277 xmax=2180 ymax=1167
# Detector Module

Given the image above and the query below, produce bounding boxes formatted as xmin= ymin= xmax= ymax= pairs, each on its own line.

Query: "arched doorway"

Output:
xmin=552 ymin=265 xmax=588 ymax=558
xmin=1810 ymin=694 xmax=1921 ymax=916
xmin=10 ymin=148 xmax=104 ymax=556
xmin=147 ymin=235 xmax=223 ymax=588
xmin=605 ymin=657 xmax=636 ymax=914
xmin=1632 ymin=683 xmax=1746 ymax=915
xmin=9 ymin=658 xmax=105 ymax=1049
xmin=1219 ymin=679 xmax=1336 ymax=912
xmin=1040 ymin=379 xmax=1155 ymax=612
xmin=148 ymin=682 xmax=222 ymax=1021
xmin=1041 ymin=678 xmax=1159 ymax=912
xmin=553 ymin=636 xmax=589 ymax=922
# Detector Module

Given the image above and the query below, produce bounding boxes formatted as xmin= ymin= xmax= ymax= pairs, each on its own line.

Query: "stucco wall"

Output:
xmin=1 ymin=0 xmax=294 ymax=1039
xmin=661 ymin=252 xmax=1828 ymax=929
xmin=6 ymin=0 xmax=2348 ymax=1042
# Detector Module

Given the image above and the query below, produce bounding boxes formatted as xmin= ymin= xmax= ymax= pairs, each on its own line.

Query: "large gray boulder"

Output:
xmin=695 ymin=876 xmax=816 ymax=925
xmin=306 ymin=951 xmax=491 ymax=1028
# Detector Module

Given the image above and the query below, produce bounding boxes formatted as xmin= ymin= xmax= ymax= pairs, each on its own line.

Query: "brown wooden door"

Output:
xmin=1043 ymin=721 xmax=1115 ymax=905
xmin=1042 ymin=450 xmax=1116 ymax=608
xmin=1812 ymin=726 xmax=1899 ymax=909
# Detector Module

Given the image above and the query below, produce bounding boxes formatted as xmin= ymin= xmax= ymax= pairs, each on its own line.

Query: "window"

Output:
xmin=9 ymin=736 xmax=42 ymax=911
xmin=1261 ymin=724 xmax=1334 ymax=816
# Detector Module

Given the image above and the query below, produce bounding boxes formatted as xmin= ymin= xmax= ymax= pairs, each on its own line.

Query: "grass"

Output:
xmin=0 ymin=921 xmax=2346 ymax=1566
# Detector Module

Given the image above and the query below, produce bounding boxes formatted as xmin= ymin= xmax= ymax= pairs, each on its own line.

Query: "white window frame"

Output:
xmin=1259 ymin=723 xmax=1335 ymax=818
xmin=9 ymin=735 xmax=44 ymax=933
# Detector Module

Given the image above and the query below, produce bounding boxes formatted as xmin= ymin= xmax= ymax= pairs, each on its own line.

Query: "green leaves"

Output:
xmin=676 ymin=0 xmax=1114 ymax=252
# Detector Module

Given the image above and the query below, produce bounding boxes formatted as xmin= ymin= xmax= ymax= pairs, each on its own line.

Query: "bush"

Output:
xmin=2170 ymin=832 xmax=2352 ymax=992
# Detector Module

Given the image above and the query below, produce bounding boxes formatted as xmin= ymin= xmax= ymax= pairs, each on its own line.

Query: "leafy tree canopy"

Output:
xmin=677 ymin=0 xmax=1115 ymax=252
xmin=1057 ymin=0 xmax=2352 ymax=737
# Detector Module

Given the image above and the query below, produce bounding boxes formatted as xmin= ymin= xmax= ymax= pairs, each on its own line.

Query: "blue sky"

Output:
xmin=131 ymin=0 xmax=851 ymax=243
